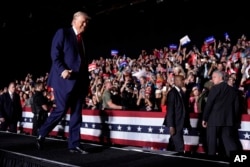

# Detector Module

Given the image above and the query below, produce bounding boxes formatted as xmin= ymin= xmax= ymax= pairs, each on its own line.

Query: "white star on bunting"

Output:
xmin=148 ymin=127 xmax=153 ymax=133
xmin=137 ymin=126 xmax=142 ymax=132
xmin=159 ymin=127 xmax=165 ymax=133
xmin=117 ymin=125 xmax=122 ymax=131
xmin=183 ymin=128 xmax=189 ymax=135
xmin=243 ymin=132 xmax=250 ymax=139
xmin=84 ymin=123 xmax=88 ymax=128
xmin=127 ymin=126 xmax=131 ymax=131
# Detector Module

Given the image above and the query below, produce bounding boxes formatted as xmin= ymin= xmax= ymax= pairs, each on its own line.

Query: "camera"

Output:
xmin=126 ymin=83 xmax=133 ymax=88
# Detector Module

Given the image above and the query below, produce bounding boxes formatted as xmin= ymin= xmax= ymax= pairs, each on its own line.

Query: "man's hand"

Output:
xmin=0 ymin=117 xmax=5 ymax=123
xmin=169 ymin=127 xmax=175 ymax=136
xmin=61 ymin=70 xmax=72 ymax=79
xmin=202 ymin=120 xmax=207 ymax=128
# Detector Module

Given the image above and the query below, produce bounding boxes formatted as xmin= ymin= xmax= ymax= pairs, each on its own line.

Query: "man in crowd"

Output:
xmin=102 ymin=80 xmax=124 ymax=110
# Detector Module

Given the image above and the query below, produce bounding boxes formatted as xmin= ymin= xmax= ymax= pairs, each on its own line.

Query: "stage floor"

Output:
xmin=0 ymin=132 xmax=229 ymax=167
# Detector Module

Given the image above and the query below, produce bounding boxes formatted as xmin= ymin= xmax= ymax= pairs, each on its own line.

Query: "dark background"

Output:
xmin=0 ymin=0 xmax=249 ymax=88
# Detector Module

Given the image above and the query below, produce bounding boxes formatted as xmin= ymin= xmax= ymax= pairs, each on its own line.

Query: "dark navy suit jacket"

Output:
xmin=47 ymin=27 xmax=89 ymax=94
xmin=41 ymin=27 xmax=90 ymax=149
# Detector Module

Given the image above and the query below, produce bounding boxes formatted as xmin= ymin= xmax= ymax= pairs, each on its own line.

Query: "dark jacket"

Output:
xmin=203 ymin=82 xmax=241 ymax=127
xmin=32 ymin=91 xmax=49 ymax=115
xmin=0 ymin=92 xmax=22 ymax=122
xmin=47 ymin=27 xmax=89 ymax=94
xmin=163 ymin=87 xmax=191 ymax=129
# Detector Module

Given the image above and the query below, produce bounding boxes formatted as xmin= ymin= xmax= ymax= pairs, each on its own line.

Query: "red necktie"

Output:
xmin=77 ymin=34 xmax=82 ymax=43
xmin=77 ymin=34 xmax=84 ymax=56
xmin=76 ymin=34 xmax=86 ymax=69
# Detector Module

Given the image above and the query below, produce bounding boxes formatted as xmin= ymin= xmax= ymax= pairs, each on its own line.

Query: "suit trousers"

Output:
xmin=38 ymin=82 xmax=84 ymax=149
xmin=170 ymin=128 xmax=185 ymax=153
xmin=0 ymin=121 xmax=18 ymax=133
xmin=206 ymin=126 xmax=242 ymax=157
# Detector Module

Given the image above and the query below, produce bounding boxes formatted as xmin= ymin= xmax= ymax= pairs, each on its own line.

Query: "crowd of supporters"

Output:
xmin=0 ymin=73 xmax=54 ymax=109
xmin=1 ymin=33 xmax=250 ymax=115
xmin=86 ymin=33 xmax=250 ymax=115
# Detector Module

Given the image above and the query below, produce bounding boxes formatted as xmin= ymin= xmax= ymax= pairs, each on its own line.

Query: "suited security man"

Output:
xmin=0 ymin=82 xmax=23 ymax=133
xmin=163 ymin=75 xmax=191 ymax=154
xmin=36 ymin=11 xmax=90 ymax=154
xmin=202 ymin=70 xmax=242 ymax=158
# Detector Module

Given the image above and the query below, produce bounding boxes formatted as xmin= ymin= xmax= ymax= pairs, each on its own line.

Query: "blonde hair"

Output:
xmin=72 ymin=11 xmax=91 ymax=21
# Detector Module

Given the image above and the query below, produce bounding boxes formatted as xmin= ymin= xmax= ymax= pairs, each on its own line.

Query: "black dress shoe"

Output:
xmin=36 ymin=136 xmax=45 ymax=150
xmin=69 ymin=146 xmax=88 ymax=154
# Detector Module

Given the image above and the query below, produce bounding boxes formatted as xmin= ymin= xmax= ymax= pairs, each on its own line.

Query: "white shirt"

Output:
xmin=9 ymin=91 xmax=13 ymax=99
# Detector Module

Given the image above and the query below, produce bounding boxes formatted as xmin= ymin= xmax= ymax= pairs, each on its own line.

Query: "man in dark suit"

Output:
xmin=202 ymin=70 xmax=242 ymax=158
xmin=0 ymin=82 xmax=22 ymax=133
xmin=36 ymin=11 xmax=91 ymax=154
xmin=163 ymin=75 xmax=191 ymax=154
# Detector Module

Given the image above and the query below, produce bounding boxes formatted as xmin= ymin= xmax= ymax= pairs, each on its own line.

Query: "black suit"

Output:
xmin=203 ymin=82 xmax=242 ymax=157
xmin=163 ymin=86 xmax=190 ymax=152
xmin=0 ymin=92 xmax=22 ymax=133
